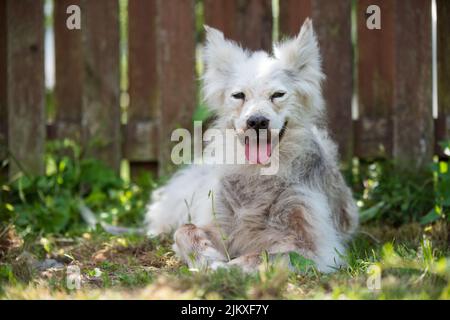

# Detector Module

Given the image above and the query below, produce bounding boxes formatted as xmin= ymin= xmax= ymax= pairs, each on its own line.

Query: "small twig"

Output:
xmin=209 ymin=190 xmax=231 ymax=262
xmin=0 ymin=145 xmax=32 ymax=181
xmin=184 ymin=199 xmax=192 ymax=224
xmin=184 ymin=192 xmax=195 ymax=224
xmin=0 ymin=223 xmax=13 ymax=239
xmin=358 ymin=230 xmax=381 ymax=244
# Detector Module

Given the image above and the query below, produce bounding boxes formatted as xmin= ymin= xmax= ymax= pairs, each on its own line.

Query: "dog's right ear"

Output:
xmin=202 ymin=26 xmax=248 ymax=109
xmin=204 ymin=25 xmax=224 ymax=44
xmin=203 ymin=25 xmax=247 ymax=79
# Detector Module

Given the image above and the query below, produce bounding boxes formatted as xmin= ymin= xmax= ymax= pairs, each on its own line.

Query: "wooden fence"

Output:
xmin=0 ymin=0 xmax=449 ymax=180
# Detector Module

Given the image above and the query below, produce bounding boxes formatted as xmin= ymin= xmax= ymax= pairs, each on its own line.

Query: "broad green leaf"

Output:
xmin=359 ymin=202 xmax=385 ymax=223
xmin=420 ymin=207 xmax=442 ymax=225
xmin=289 ymin=252 xmax=315 ymax=272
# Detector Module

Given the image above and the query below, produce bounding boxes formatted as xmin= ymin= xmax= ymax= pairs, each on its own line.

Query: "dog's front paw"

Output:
xmin=174 ymin=223 xmax=229 ymax=270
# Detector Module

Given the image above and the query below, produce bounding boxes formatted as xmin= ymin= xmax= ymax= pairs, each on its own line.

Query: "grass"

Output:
xmin=0 ymin=140 xmax=449 ymax=300
xmin=0 ymin=222 xmax=448 ymax=299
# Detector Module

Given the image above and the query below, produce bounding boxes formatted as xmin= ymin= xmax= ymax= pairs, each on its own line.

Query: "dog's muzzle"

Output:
xmin=241 ymin=121 xmax=288 ymax=165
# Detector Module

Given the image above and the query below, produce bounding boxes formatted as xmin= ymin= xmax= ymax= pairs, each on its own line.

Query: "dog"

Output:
xmin=145 ymin=19 xmax=359 ymax=273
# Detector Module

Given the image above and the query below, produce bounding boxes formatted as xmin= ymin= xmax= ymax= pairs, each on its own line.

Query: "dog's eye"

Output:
xmin=231 ymin=92 xmax=245 ymax=100
xmin=270 ymin=91 xmax=286 ymax=101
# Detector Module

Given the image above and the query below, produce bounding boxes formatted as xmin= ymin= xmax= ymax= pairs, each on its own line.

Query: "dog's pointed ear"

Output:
xmin=274 ymin=18 xmax=323 ymax=77
xmin=204 ymin=25 xmax=225 ymax=46
xmin=296 ymin=17 xmax=316 ymax=45
xmin=202 ymin=25 xmax=248 ymax=109
xmin=274 ymin=18 xmax=325 ymax=117
xmin=203 ymin=25 xmax=247 ymax=79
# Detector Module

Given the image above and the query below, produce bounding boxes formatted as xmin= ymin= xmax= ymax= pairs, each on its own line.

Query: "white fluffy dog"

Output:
xmin=145 ymin=19 xmax=359 ymax=272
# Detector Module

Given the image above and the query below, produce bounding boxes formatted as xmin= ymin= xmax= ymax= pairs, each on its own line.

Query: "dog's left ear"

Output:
xmin=274 ymin=18 xmax=325 ymax=116
xmin=274 ymin=18 xmax=323 ymax=80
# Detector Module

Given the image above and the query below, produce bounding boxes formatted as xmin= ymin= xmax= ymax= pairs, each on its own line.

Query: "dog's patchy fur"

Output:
xmin=145 ymin=19 xmax=358 ymax=273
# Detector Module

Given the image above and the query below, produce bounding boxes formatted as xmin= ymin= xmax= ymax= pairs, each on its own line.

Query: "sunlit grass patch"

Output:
xmin=1 ymin=222 xmax=448 ymax=300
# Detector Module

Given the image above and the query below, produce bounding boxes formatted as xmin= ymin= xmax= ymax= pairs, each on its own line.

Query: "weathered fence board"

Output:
xmin=356 ymin=0 xmax=395 ymax=159
xmin=279 ymin=0 xmax=311 ymax=37
xmin=279 ymin=0 xmax=353 ymax=162
xmin=81 ymin=0 xmax=121 ymax=172
xmin=127 ymin=0 xmax=159 ymax=177
xmin=54 ymin=0 xmax=83 ymax=143
xmin=0 ymin=0 xmax=7 ymax=178
xmin=156 ymin=0 xmax=196 ymax=175
xmin=392 ymin=0 xmax=433 ymax=167
xmin=436 ymin=0 xmax=450 ymax=154
xmin=204 ymin=0 xmax=272 ymax=51
xmin=7 ymin=0 xmax=45 ymax=176
xmin=314 ymin=0 xmax=353 ymax=162
xmin=1 ymin=1 xmax=443 ymax=178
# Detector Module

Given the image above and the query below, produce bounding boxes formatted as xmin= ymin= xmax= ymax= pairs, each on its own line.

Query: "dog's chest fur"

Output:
xmin=219 ymin=174 xmax=288 ymax=212
xmin=216 ymin=174 xmax=295 ymax=256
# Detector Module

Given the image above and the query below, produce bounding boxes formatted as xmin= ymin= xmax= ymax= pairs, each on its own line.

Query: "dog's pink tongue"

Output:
xmin=245 ymin=141 xmax=271 ymax=164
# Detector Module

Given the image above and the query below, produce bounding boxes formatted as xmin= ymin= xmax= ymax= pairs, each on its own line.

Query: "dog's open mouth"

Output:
xmin=244 ymin=121 xmax=288 ymax=165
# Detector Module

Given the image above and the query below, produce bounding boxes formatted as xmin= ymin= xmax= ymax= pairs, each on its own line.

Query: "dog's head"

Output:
xmin=202 ymin=18 xmax=324 ymax=164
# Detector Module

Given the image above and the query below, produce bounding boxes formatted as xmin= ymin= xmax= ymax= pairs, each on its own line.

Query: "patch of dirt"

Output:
xmin=0 ymin=225 xmax=23 ymax=261
xmin=362 ymin=221 xmax=448 ymax=250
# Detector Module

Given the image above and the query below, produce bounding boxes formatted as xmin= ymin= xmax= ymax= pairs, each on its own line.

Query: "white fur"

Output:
xmin=145 ymin=165 xmax=218 ymax=235
xmin=145 ymin=19 xmax=358 ymax=273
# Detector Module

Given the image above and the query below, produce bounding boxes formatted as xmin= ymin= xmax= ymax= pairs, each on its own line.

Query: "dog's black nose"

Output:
xmin=246 ymin=115 xmax=270 ymax=130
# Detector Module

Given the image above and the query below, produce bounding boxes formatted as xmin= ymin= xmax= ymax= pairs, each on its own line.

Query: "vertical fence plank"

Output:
xmin=436 ymin=0 xmax=450 ymax=154
xmin=204 ymin=0 xmax=272 ymax=51
xmin=392 ymin=0 xmax=433 ymax=167
xmin=356 ymin=0 xmax=395 ymax=159
xmin=279 ymin=0 xmax=353 ymax=162
xmin=81 ymin=0 xmax=121 ymax=171
xmin=7 ymin=0 xmax=45 ymax=176
xmin=234 ymin=0 xmax=273 ymax=51
xmin=0 ymin=0 xmax=7 ymax=179
xmin=54 ymin=0 xmax=83 ymax=142
xmin=279 ymin=0 xmax=311 ymax=37
xmin=314 ymin=0 xmax=353 ymax=162
xmin=203 ymin=0 xmax=237 ymax=41
xmin=127 ymin=0 xmax=159 ymax=178
xmin=156 ymin=0 xmax=196 ymax=175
